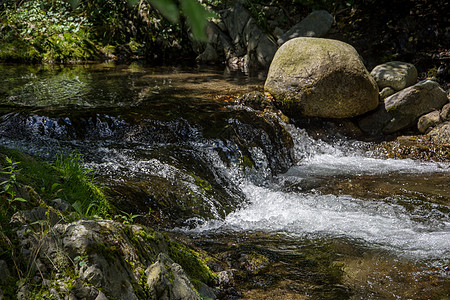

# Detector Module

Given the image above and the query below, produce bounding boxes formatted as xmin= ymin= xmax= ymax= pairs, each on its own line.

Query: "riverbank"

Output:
xmin=1 ymin=1 xmax=448 ymax=82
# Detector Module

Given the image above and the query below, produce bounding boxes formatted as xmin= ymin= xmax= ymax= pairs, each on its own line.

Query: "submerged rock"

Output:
xmin=358 ymin=80 xmax=448 ymax=134
xmin=370 ymin=61 xmax=418 ymax=91
xmin=265 ymin=37 xmax=379 ymax=118
xmin=277 ymin=10 xmax=334 ymax=46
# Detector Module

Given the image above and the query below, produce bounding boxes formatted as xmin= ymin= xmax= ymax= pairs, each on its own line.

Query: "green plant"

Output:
xmin=1 ymin=156 xmax=27 ymax=211
xmin=73 ymin=255 xmax=88 ymax=268
xmin=54 ymin=152 xmax=110 ymax=218
xmin=115 ymin=210 xmax=143 ymax=224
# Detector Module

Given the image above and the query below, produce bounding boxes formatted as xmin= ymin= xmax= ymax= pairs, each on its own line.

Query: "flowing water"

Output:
xmin=0 ymin=63 xmax=449 ymax=299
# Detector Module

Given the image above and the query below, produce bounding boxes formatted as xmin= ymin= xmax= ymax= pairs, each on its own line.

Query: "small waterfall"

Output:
xmin=189 ymin=124 xmax=450 ymax=263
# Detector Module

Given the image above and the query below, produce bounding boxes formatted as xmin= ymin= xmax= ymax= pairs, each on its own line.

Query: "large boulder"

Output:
xmin=277 ymin=10 xmax=334 ymax=46
xmin=370 ymin=61 xmax=418 ymax=91
xmin=264 ymin=37 xmax=379 ymax=119
xmin=359 ymin=80 xmax=448 ymax=134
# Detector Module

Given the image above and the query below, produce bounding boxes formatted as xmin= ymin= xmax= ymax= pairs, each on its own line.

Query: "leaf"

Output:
xmin=13 ymin=197 xmax=27 ymax=202
xmin=180 ymin=0 xmax=216 ymax=41
xmin=148 ymin=0 xmax=180 ymax=24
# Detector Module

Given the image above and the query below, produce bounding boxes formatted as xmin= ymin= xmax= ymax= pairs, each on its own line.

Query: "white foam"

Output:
xmin=191 ymin=182 xmax=450 ymax=260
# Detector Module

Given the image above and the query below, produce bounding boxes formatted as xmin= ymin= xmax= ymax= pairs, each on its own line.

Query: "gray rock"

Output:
xmin=51 ymin=198 xmax=72 ymax=212
xmin=370 ymin=61 xmax=418 ymax=91
xmin=197 ymin=3 xmax=277 ymax=69
xmin=197 ymin=281 xmax=217 ymax=299
xmin=265 ymin=37 xmax=379 ymax=118
xmin=10 ymin=206 xmax=63 ymax=228
xmin=417 ymin=111 xmax=441 ymax=133
xmin=359 ymin=80 xmax=448 ymax=134
xmin=146 ymin=253 xmax=200 ymax=300
xmin=277 ymin=10 xmax=334 ymax=45
xmin=379 ymin=87 xmax=396 ymax=100
xmin=440 ymin=103 xmax=450 ymax=121
xmin=427 ymin=122 xmax=450 ymax=144
xmin=95 ymin=290 xmax=109 ymax=300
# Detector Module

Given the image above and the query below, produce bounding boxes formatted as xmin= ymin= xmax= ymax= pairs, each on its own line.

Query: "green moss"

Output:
xmin=191 ymin=174 xmax=213 ymax=192
xmin=241 ymin=154 xmax=254 ymax=170
xmin=167 ymin=240 xmax=217 ymax=288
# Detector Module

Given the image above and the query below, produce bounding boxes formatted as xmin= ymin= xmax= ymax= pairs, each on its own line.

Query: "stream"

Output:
xmin=0 ymin=63 xmax=449 ymax=299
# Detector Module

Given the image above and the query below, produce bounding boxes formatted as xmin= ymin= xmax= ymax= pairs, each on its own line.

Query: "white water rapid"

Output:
xmin=188 ymin=125 xmax=450 ymax=263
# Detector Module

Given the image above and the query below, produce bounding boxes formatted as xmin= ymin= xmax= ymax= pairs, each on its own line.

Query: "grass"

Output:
xmin=0 ymin=147 xmax=112 ymax=297
xmin=0 ymin=147 xmax=111 ymax=219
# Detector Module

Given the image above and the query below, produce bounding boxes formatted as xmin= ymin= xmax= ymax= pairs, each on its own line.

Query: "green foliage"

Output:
xmin=1 ymin=157 xmax=27 ymax=212
xmin=0 ymin=0 xmax=97 ymax=62
xmin=0 ymin=148 xmax=110 ymax=219
xmin=115 ymin=210 xmax=143 ymax=224
xmin=180 ymin=0 xmax=217 ymax=41
xmin=0 ymin=0 xmax=215 ymax=62
xmin=55 ymin=152 xmax=110 ymax=218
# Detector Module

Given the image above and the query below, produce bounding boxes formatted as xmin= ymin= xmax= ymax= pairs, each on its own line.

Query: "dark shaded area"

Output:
xmin=328 ymin=0 xmax=449 ymax=85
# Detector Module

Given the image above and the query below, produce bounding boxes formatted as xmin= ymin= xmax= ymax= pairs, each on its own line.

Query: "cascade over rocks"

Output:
xmin=264 ymin=37 xmax=379 ymax=119
xmin=358 ymin=80 xmax=448 ymax=134
xmin=277 ymin=10 xmax=334 ymax=46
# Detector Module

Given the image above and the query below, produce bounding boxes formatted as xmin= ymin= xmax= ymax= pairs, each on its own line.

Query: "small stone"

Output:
xmin=370 ymin=61 xmax=418 ymax=91
xmin=418 ymin=111 xmax=441 ymax=133
xmin=379 ymin=87 xmax=396 ymax=100
xmin=95 ymin=291 xmax=109 ymax=300
xmin=427 ymin=122 xmax=450 ymax=144
xmin=440 ymin=103 xmax=450 ymax=121
xmin=51 ymin=198 xmax=72 ymax=212
xmin=359 ymin=80 xmax=448 ymax=134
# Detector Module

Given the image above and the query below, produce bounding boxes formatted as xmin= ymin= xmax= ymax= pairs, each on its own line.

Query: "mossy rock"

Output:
xmin=264 ymin=37 xmax=379 ymax=119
